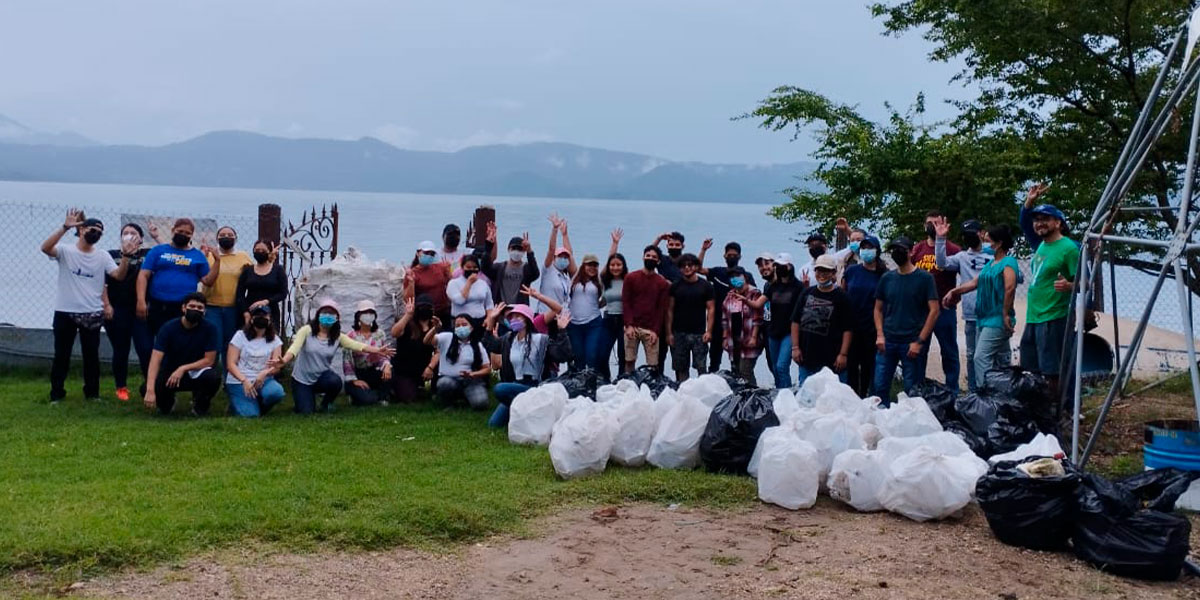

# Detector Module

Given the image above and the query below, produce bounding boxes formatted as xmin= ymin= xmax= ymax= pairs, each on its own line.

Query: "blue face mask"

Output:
xmin=507 ymin=318 xmax=525 ymax=333
xmin=454 ymin=325 xmax=472 ymax=340
xmin=860 ymin=248 xmax=877 ymax=263
xmin=849 ymin=241 xmax=861 ymax=254
xmin=554 ymin=257 xmax=570 ymax=271
xmin=981 ymin=242 xmax=995 ymax=256
xmin=318 ymin=314 xmax=337 ymax=327
xmin=729 ymin=276 xmax=745 ymax=289
xmin=418 ymin=253 xmax=436 ymax=266
xmin=816 ymin=277 xmax=835 ymax=290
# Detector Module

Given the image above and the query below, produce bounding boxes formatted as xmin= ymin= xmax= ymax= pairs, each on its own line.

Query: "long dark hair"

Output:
xmin=601 ymin=253 xmax=627 ymax=289
xmin=986 ymin=224 xmax=1015 ymax=252
xmin=243 ymin=314 xmax=278 ymax=342
xmin=309 ymin=308 xmax=340 ymax=345
xmin=571 ymin=259 xmax=602 ymax=297
xmin=506 ymin=312 xmax=538 ymax=375
xmin=446 ymin=315 xmax=484 ymax=371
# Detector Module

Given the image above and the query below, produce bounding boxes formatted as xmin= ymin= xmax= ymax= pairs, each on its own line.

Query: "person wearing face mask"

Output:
xmin=598 ymin=230 xmax=628 ymax=378
xmin=272 ymin=299 xmax=395 ymax=414
xmin=342 ymin=300 xmax=393 ymax=407
xmin=405 ymin=240 xmax=453 ymax=330
xmin=840 ymin=236 xmax=887 ymax=397
xmin=754 ymin=252 xmax=777 ymax=372
xmin=934 ymin=217 xmax=993 ymax=392
xmin=143 ymin=292 xmax=221 ymax=415
xmin=539 ymin=213 xmax=577 ymax=313
xmin=235 ymin=239 xmax=287 ymax=331
xmin=479 ymin=227 xmax=540 ymax=306
xmin=41 ymin=209 xmax=131 ymax=403
xmin=225 ymin=304 xmax=286 ymax=417
xmin=790 ymin=254 xmax=853 ymax=387
xmin=621 ymin=246 xmax=671 ymax=373
xmin=872 ymin=237 xmax=940 ymax=404
xmin=832 ymin=218 xmax=867 ymax=268
xmin=138 ymin=218 xmax=211 ymax=336
xmin=389 ymin=296 xmax=440 ymax=403
xmin=698 ymin=240 xmax=757 ymax=374
xmin=721 ymin=266 xmax=765 ymax=386
xmin=202 ymin=226 xmax=253 ymax=366
xmin=568 ymin=253 xmax=607 ymax=372
xmin=426 ymin=315 xmax=492 ymax=410
xmin=797 ymin=233 xmax=830 ymax=288
xmin=446 ymin=255 xmax=495 ymax=325
xmin=103 ymin=223 xmax=152 ymax=401
xmin=483 ymin=303 xmax=571 ymax=427
xmin=666 ymin=254 xmax=715 ymax=382
xmin=910 ymin=210 xmax=962 ymax=391
xmin=439 ymin=223 xmax=467 ymax=279
xmin=763 ymin=253 xmax=804 ymax=388
xmin=945 ymin=225 xmax=1023 ymax=390
xmin=650 ymin=231 xmax=685 ymax=283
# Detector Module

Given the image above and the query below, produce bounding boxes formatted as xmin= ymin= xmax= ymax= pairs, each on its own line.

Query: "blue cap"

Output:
xmin=861 ymin=235 xmax=881 ymax=250
xmin=1031 ymin=204 xmax=1068 ymax=228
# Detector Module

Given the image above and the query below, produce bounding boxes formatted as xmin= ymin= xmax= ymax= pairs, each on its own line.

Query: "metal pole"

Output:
xmin=1071 ymin=243 xmax=1090 ymax=462
xmin=1109 ymin=249 xmax=1121 ymax=378
xmin=1173 ymin=260 xmax=1200 ymax=419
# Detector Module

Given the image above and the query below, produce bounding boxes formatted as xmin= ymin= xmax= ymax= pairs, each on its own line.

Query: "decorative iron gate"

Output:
xmin=273 ymin=203 xmax=339 ymax=334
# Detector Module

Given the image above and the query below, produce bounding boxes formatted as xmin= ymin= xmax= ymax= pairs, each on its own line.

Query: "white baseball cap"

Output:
xmin=774 ymin=252 xmax=794 ymax=267
xmin=417 ymin=240 xmax=437 ymax=252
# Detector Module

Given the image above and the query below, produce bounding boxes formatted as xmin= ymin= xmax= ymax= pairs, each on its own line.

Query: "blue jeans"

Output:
xmin=227 ymin=377 xmax=286 ymax=417
xmin=489 ymin=382 xmax=532 ymax=427
xmin=104 ymin=304 xmax=153 ymax=390
xmin=766 ymin=335 xmax=793 ymax=388
xmin=872 ymin=341 xmax=922 ymax=405
xmin=567 ymin=316 xmax=605 ymax=371
xmin=291 ymin=370 xmax=342 ymax=414
xmin=795 ymin=365 xmax=849 ymax=389
xmin=964 ymin=320 xmax=978 ymax=392
xmin=975 ymin=326 xmax=1013 ymax=389
xmin=205 ymin=305 xmax=240 ymax=365
xmin=919 ymin=307 xmax=960 ymax=391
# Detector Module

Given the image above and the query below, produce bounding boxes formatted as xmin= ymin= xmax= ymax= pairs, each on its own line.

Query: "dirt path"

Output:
xmin=70 ymin=500 xmax=1198 ymax=600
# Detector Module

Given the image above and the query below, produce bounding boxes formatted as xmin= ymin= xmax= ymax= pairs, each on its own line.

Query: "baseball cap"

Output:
xmin=814 ymin=254 xmax=838 ymax=271
xmin=355 ymin=299 xmax=377 ymax=314
xmin=961 ymin=219 xmax=983 ymax=233
xmin=1031 ymin=204 xmax=1068 ymax=228
xmin=581 ymin=253 xmax=600 ymax=265
xmin=774 ymin=252 xmax=794 ymax=267
xmin=507 ymin=236 xmax=524 ymax=250
xmin=80 ymin=218 xmax=104 ymax=231
xmin=861 ymin=235 xmax=881 ymax=249
xmin=805 ymin=233 xmax=828 ymax=245
xmin=755 ymin=252 xmax=774 ymax=265
xmin=887 ymin=236 xmax=915 ymax=251
xmin=417 ymin=240 xmax=437 ymax=253
xmin=555 ymin=247 xmax=571 ymax=257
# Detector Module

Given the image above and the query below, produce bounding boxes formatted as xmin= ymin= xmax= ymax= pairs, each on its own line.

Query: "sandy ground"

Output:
xmin=69 ymin=501 xmax=1198 ymax=600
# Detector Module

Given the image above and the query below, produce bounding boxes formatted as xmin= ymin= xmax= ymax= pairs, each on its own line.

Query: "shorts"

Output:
xmin=1019 ymin=317 xmax=1067 ymax=376
xmin=624 ymin=327 xmax=661 ymax=366
xmin=670 ymin=332 xmax=708 ymax=373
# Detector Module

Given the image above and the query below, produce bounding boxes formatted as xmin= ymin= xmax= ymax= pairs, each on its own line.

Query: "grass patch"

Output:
xmin=0 ymin=373 xmax=755 ymax=581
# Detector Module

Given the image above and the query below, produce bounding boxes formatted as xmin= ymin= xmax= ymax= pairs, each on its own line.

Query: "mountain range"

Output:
xmin=0 ymin=115 xmax=814 ymax=203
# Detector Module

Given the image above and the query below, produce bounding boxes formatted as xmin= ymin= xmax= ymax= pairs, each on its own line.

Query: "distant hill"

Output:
xmin=0 ymin=114 xmax=98 ymax=147
xmin=0 ymin=129 xmax=815 ymax=203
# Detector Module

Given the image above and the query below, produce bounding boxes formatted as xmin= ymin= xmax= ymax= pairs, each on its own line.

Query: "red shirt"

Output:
xmin=911 ymin=239 xmax=960 ymax=299
xmin=407 ymin=264 xmax=452 ymax=313
xmin=622 ymin=269 xmax=670 ymax=331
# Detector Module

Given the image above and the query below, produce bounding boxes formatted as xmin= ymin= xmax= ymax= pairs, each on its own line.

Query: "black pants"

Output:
xmin=345 ymin=367 xmax=387 ymax=406
xmin=708 ymin=321 xmax=725 ymax=373
xmin=845 ymin=329 xmax=876 ymax=399
xmin=147 ymin=299 xmax=182 ymax=337
xmin=154 ymin=367 xmax=221 ymax=415
xmin=104 ymin=304 xmax=153 ymax=389
xmin=50 ymin=311 xmax=102 ymax=400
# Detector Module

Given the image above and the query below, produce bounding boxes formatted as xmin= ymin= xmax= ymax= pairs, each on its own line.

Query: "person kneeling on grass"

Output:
xmin=343 ymin=300 xmax=393 ymax=407
xmin=144 ymin=292 xmax=221 ymax=416
xmin=225 ymin=304 xmax=285 ymax=417
xmin=482 ymin=303 xmax=572 ymax=427
xmin=271 ymin=299 xmax=394 ymax=414
xmin=425 ymin=315 xmax=492 ymax=410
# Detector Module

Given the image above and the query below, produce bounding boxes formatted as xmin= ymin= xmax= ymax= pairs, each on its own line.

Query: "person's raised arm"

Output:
xmin=391 ymin=297 xmax=415 ymax=338
xmin=544 ymin=214 xmax=560 ymax=269
xmin=943 ymin=278 xmax=978 ymax=309
xmin=200 ymin=248 xmax=220 ymax=287
xmin=1020 ymin=183 xmax=1049 ymax=249
xmin=41 ymin=208 xmax=84 ymax=258
xmin=560 ymin=219 xmax=577 ymax=276
xmin=933 ymin=217 xmax=957 ymax=271
xmin=423 ymin=322 xmax=440 ymax=347
xmin=524 ymin=285 xmax=561 ymax=316
xmin=608 ymin=228 xmax=623 ymax=258
xmin=698 ymin=238 xmax=713 ymax=275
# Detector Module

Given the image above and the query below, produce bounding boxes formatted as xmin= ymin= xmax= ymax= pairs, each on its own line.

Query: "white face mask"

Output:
xmin=360 ymin=313 xmax=375 ymax=326
xmin=122 ymin=233 xmax=140 ymax=244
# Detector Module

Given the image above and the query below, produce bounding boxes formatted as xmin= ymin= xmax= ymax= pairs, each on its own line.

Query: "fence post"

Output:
xmin=258 ymin=204 xmax=281 ymax=245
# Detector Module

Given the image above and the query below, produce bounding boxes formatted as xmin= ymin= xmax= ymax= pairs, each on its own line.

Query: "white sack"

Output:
xmin=596 ymin=379 xmax=639 ymax=404
xmin=508 ymin=383 xmax=568 ymax=446
xmin=878 ymin=447 xmax=989 ymax=522
xmin=876 ymin=432 xmax=974 ymax=462
xmin=859 ymin=423 xmax=883 ymax=450
xmin=772 ymin=388 xmax=800 ymax=423
xmin=653 ymin=387 xmax=681 ymax=423
xmin=797 ymin=367 xmax=841 ymax=407
xmin=873 ymin=393 xmax=943 ymax=438
xmin=757 ymin=437 xmax=821 ymax=510
xmin=647 ymin=395 xmax=712 ymax=469
xmin=987 ymin=433 xmax=1065 ymax=465
xmin=677 ymin=374 xmax=733 ymax=409
xmin=608 ymin=386 xmax=658 ymax=467
xmin=827 ymin=449 xmax=889 ymax=512
xmin=549 ymin=403 xmax=616 ymax=479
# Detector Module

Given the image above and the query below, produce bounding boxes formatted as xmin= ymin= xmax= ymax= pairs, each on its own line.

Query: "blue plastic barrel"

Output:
xmin=1144 ymin=420 xmax=1200 ymax=471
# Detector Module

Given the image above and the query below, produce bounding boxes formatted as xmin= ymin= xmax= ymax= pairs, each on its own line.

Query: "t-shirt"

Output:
xmin=439 ymin=248 xmax=465 ymax=278
xmin=764 ymin=278 xmax=805 ymax=339
xmin=226 ymin=330 xmax=282 ymax=385
xmin=508 ymin=335 xmax=547 ymax=381
xmin=143 ymin=244 xmax=210 ymax=303
xmin=393 ymin=334 xmax=435 ymax=378
xmin=408 ymin=264 xmax=452 ymax=313
xmin=668 ymin=278 xmax=714 ymax=334
xmin=875 ymin=269 xmax=938 ymax=344
xmin=1027 ymin=237 xmax=1079 ymax=324
xmin=569 ymin=281 xmax=602 ymax=324
xmin=658 ymin=255 xmax=683 ymax=283
xmin=204 ymin=252 xmax=253 ymax=308
xmin=53 ymin=242 xmax=119 ymax=313
xmin=153 ymin=317 xmax=219 ymax=372
xmin=842 ymin=263 xmax=886 ymax=332
xmin=499 ymin=262 xmax=526 ymax=305
xmin=790 ymin=287 xmax=851 ymax=371
xmin=622 ymin=270 xmax=670 ymax=331
xmin=447 ymin=276 xmax=494 ymax=319
xmin=976 ymin=256 xmax=1020 ymax=330
xmin=911 ymin=239 xmax=960 ymax=300
xmin=602 ymin=279 xmax=624 ymax=315
xmin=435 ymin=331 xmax=480 ymax=378
xmin=538 ymin=267 xmax=573 ymax=312
xmin=106 ymin=248 xmax=147 ymax=309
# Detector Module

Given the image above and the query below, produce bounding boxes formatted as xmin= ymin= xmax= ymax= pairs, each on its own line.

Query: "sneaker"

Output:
xmin=115 ymin=388 xmax=131 ymax=402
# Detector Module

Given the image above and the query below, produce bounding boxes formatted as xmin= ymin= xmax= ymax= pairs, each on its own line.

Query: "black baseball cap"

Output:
xmin=81 ymin=218 xmax=104 ymax=230
xmin=887 ymin=235 xmax=915 ymax=251
xmin=961 ymin=219 xmax=983 ymax=233
xmin=507 ymin=236 xmax=524 ymax=250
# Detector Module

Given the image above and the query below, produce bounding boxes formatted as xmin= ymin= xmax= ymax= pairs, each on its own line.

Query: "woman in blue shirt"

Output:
xmin=944 ymin=225 xmax=1021 ymax=389
xmin=137 ymin=218 xmax=216 ymax=335
xmin=839 ymin=235 xmax=886 ymax=397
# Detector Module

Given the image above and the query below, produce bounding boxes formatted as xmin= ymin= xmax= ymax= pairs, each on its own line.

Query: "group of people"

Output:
xmin=43 ymin=184 xmax=1078 ymax=420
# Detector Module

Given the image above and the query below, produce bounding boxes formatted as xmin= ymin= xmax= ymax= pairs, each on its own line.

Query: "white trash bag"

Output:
xmin=877 ymin=446 xmax=989 ymax=521
xmin=876 ymin=431 xmax=974 ymax=461
xmin=859 ymin=423 xmax=883 ymax=451
xmin=801 ymin=413 xmax=864 ymax=480
xmin=772 ymin=388 xmax=800 ymax=423
xmin=873 ymin=393 xmax=943 ymax=438
xmin=596 ymin=379 xmax=640 ymax=404
xmin=747 ymin=425 xmax=785 ymax=479
xmin=988 ymin=432 xmax=1065 ymax=465
xmin=797 ymin=367 xmax=841 ymax=407
xmin=508 ymin=383 xmax=568 ymax=446
xmin=827 ymin=449 xmax=889 ymax=512
xmin=548 ymin=403 xmax=616 ymax=479
xmin=757 ymin=436 xmax=821 ymax=510
xmin=653 ymin=387 xmax=682 ymax=423
xmin=647 ymin=395 xmax=712 ymax=469
xmin=677 ymin=374 xmax=733 ymax=409
xmin=608 ymin=386 xmax=658 ymax=467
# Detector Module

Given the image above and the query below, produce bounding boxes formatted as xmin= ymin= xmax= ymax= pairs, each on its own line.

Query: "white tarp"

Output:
xmin=292 ymin=247 xmax=408 ymax=332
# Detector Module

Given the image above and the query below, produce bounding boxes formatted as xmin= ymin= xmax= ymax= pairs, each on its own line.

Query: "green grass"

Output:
xmin=0 ymin=373 xmax=755 ymax=580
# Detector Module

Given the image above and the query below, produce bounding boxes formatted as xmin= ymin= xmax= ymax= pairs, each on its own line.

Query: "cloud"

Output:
xmin=433 ymin=128 xmax=554 ymax=151
xmin=371 ymin=123 xmax=420 ymax=148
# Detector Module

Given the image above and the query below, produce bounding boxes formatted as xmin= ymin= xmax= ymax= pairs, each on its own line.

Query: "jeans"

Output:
xmin=599 ymin=313 xmax=628 ymax=379
xmin=964 ymin=320 xmax=978 ymax=392
xmin=845 ymin=329 xmax=876 ymax=398
xmin=489 ymin=382 xmax=532 ymax=427
xmin=766 ymin=334 xmax=793 ymax=389
xmin=226 ymin=377 xmax=286 ymax=417
xmin=436 ymin=376 xmax=490 ymax=410
xmin=734 ymin=356 xmax=758 ymax=388
xmin=154 ymin=367 xmax=221 ymax=415
xmin=872 ymin=341 xmax=922 ymax=405
xmin=796 ymin=364 xmax=849 ymax=389
xmin=1019 ymin=317 xmax=1068 ymax=376
xmin=50 ymin=311 xmax=102 ymax=400
xmin=292 ymin=370 xmax=343 ymax=414
xmin=345 ymin=367 xmax=387 ymax=406
xmin=919 ymin=307 xmax=960 ymax=391
xmin=204 ymin=305 xmax=239 ymax=365
xmin=104 ymin=304 xmax=153 ymax=390
xmin=567 ymin=316 xmax=605 ymax=371
xmin=975 ymin=326 xmax=1014 ymax=389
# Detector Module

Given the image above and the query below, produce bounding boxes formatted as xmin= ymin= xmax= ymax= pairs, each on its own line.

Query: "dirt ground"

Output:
xmin=66 ymin=501 xmax=1198 ymax=600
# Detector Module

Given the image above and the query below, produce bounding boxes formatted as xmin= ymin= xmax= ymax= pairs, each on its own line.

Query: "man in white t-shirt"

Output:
xmin=40 ymin=209 xmax=132 ymax=402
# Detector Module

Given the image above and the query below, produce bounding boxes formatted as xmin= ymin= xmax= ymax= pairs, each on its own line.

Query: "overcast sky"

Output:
xmin=0 ymin=1 xmax=969 ymax=164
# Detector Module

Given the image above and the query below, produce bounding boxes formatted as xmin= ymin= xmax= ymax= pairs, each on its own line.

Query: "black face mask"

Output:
xmin=775 ymin=265 xmax=793 ymax=279
xmin=184 ymin=309 xmax=204 ymax=325
xmin=963 ymin=233 xmax=980 ymax=249
xmin=644 ymin=259 xmax=659 ymax=272
xmin=890 ymin=248 xmax=909 ymax=265
xmin=415 ymin=306 xmax=434 ymax=321
xmin=463 ymin=270 xmax=479 ymax=277
xmin=253 ymin=251 xmax=269 ymax=264
xmin=83 ymin=230 xmax=102 ymax=245
xmin=725 ymin=255 xmax=739 ymax=268
xmin=667 ymin=248 xmax=682 ymax=258
xmin=251 ymin=316 xmax=270 ymax=329
xmin=809 ymin=246 xmax=825 ymax=260
xmin=218 ymin=238 xmax=235 ymax=250
xmin=173 ymin=233 xmax=191 ymax=247
xmin=444 ymin=234 xmax=460 ymax=248
xmin=924 ymin=224 xmax=937 ymax=239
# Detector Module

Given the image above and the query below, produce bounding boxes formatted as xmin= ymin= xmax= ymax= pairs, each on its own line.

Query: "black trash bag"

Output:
xmin=544 ymin=367 xmax=609 ymax=400
xmin=616 ymin=365 xmax=678 ymax=398
xmin=698 ymin=388 xmax=779 ymax=475
xmin=1072 ymin=471 xmax=1193 ymax=581
xmin=984 ymin=414 xmax=1040 ymax=457
xmin=954 ymin=392 xmax=1000 ymax=434
xmin=983 ymin=367 xmax=1058 ymax=433
xmin=1113 ymin=468 xmax=1198 ymax=512
xmin=944 ymin=421 xmax=990 ymax=457
xmin=714 ymin=369 xmax=752 ymax=393
xmin=910 ymin=379 xmax=957 ymax=425
xmin=976 ymin=457 xmax=1081 ymax=550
